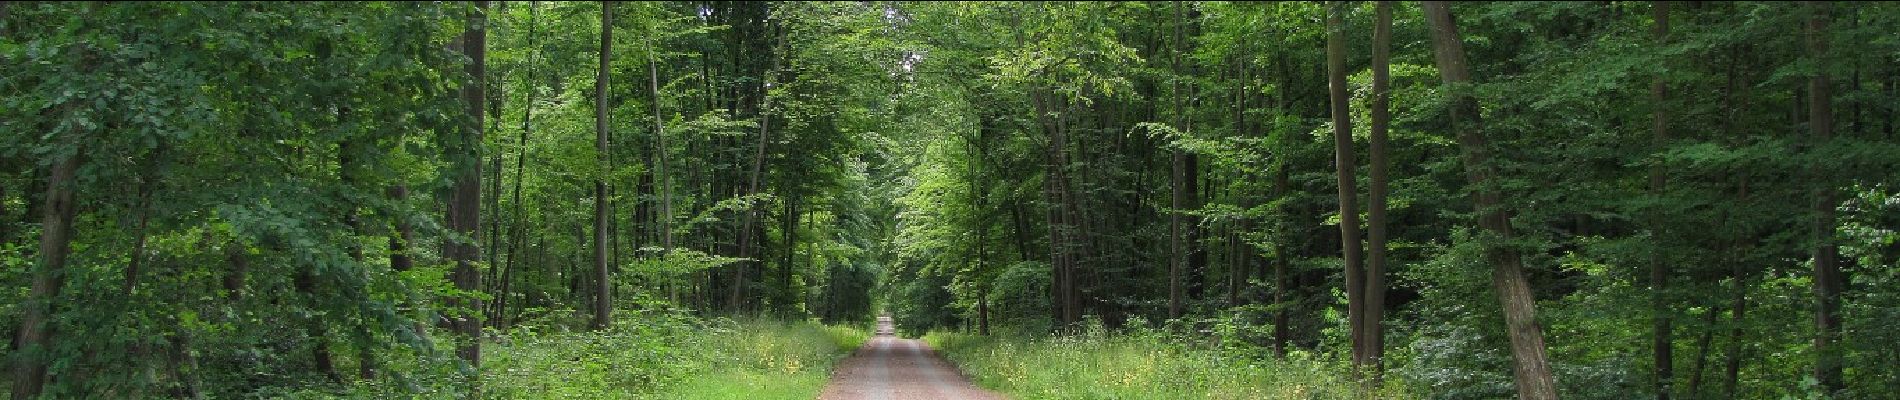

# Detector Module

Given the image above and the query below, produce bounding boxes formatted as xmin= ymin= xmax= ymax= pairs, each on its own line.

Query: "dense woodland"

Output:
xmin=2 ymin=1 xmax=1898 ymax=399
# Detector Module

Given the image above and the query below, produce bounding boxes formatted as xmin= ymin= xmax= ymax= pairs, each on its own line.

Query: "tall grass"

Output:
xmin=283 ymin=312 xmax=867 ymax=399
xmin=924 ymin=326 xmax=1412 ymax=400
xmin=658 ymin=319 xmax=868 ymax=400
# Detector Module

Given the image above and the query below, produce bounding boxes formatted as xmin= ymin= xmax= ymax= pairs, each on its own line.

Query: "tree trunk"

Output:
xmin=1685 ymin=306 xmax=1717 ymax=396
xmin=1227 ymin=50 xmax=1253 ymax=311
xmin=1365 ymin=0 xmax=1394 ymax=377
xmin=1325 ymin=0 xmax=1369 ymax=374
xmin=1168 ymin=0 xmax=1190 ymax=320
xmin=1723 ymin=186 xmax=1752 ymax=399
xmin=444 ymin=0 xmax=487 ymax=370
xmin=10 ymin=148 xmax=82 ymax=400
xmin=1182 ymin=15 xmax=1208 ymax=319
xmin=779 ymin=196 xmax=798 ymax=315
xmin=119 ymin=160 xmax=159 ymax=295
xmin=339 ymin=138 xmax=378 ymax=380
xmin=1271 ymin=163 xmax=1291 ymax=360
xmin=1028 ymin=81 xmax=1074 ymax=328
xmin=1649 ymin=3 xmax=1674 ymax=399
xmin=1421 ymin=3 xmax=1560 ymax=399
xmin=591 ymin=0 xmax=614 ymax=331
xmin=1056 ymin=95 xmax=1085 ymax=327
xmin=1804 ymin=3 xmax=1845 ymax=394
xmin=495 ymin=0 xmax=540 ymax=330
xmin=733 ymin=21 xmax=783 ymax=314
xmin=225 ymin=239 xmax=248 ymax=301
xmin=294 ymin=268 xmax=341 ymax=383
xmin=649 ymin=21 xmax=673 ymax=254
xmin=1721 ymin=255 xmax=1749 ymax=398
xmin=0 ymin=173 xmax=7 ymax=254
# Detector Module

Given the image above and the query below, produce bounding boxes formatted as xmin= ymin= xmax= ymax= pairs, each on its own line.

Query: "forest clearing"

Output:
xmin=2 ymin=1 xmax=1898 ymax=399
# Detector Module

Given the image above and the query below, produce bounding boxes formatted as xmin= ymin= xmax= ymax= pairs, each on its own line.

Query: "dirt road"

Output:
xmin=816 ymin=317 xmax=1005 ymax=400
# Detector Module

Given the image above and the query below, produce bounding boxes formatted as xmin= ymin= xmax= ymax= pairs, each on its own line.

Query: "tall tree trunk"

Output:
xmin=649 ymin=20 xmax=673 ymax=254
xmin=778 ymin=196 xmax=798 ymax=314
xmin=1421 ymin=3 xmax=1560 ymax=399
xmin=339 ymin=137 xmax=379 ymax=380
xmin=1168 ymin=0 xmax=1189 ymax=320
xmin=497 ymin=0 xmax=541 ymax=330
xmin=295 ymin=266 xmax=341 ymax=383
xmin=1325 ymin=0 xmax=1369 ymax=374
xmin=10 ymin=148 xmax=82 ymax=400
xmin=119 ymin=156 xmax=159 ymax=295
xmin=1716 ymin=42 xmax=1751 ymax=400
xmin=1056 ymin=95 xmax=1084 ymax=326
xmin=1269 ymin=52 xmax=1293 ymax=360
xmin=733 ymin=19 xmax=783 ymax=314
xmin=1723 ymin=185 xmax=1752 ymax=399
xmin=1803 ymin=2 xmax=1844 ymax=394
xmin=1181 ymin=6 xmax=1207 ymax=313
xmin=1036 ymin=86 xmax=1079 ymax=328
xmin=1228 ymin=51 xmax=1253 ymax=310
xmin=387 ymin=185 xmax=422 ymax=338
xmin=591 ymin=0 xmax=614 ymax=331
xmin=1649 ymin=3 xmax=1674 ymax=399
xmin=225 ymin=239 xmax=249 ymax=301
xmin=972 ymin=122 xmax=993 ymax=334
xmin=1364 ymin=0 xmax=1394 ymax=377
xmin=1721 ymin=254 xmax=1749 ymax=398
xmin=1271 ymin=163 xmax=1291 ymax=359
xmin=0 ymin=173 xmax=8 ymax=256
xmin=444 ymin=0 xmax=487 ymax=371
xmin=1685 ymin=306 xmax=1717 ymax=396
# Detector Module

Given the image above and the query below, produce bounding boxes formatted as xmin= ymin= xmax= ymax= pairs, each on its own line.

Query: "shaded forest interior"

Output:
xmin=2 ymin=1 xmax=1899 ymax=399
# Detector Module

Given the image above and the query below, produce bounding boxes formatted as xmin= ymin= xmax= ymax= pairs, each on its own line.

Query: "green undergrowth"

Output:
xmin=655 ymin=320 xmax=869 ymax=400
xmin=286 ymin=311 xmax=867 ymax=399
xmin=924 ymin=324 xmax=1411 ymax=400
xmin=486 ymin=315 xmax=866 ymax=399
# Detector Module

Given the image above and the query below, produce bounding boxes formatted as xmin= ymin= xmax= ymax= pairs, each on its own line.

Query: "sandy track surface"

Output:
xmin=816 ymin=317 xmax=1005 ymax=400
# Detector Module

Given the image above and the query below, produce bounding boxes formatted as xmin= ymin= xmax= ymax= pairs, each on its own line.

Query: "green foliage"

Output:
xmin=925 ymin=321 xmax=1411 ymax=399
xmin=987 ymin=261 xmax=1053 ymax=332
xmin=4 ymin=1 xmax=1898 ymax=398
xmin=268 ymin=314 xmax=862 ymax=399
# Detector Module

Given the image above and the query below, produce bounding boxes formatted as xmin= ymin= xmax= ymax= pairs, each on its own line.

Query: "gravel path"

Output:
xmin=817 ymin=317 xmax=1005 ymax=400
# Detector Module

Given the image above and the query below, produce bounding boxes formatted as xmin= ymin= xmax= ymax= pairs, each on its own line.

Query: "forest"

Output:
xmin=2 ymin=1 xmax=1898 ymax=399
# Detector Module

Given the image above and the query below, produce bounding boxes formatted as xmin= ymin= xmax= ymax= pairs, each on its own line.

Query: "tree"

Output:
xmin=1363 ymin=0 xmax=1393 ymax=378
xmin=1648 ymin=2 xmax=1674 ymax=399
xmin=10 ymin=134 xmax=82 ymax=399
xmin=444 ymin=0 xmax=488 ymax=370
xmin=1169 ymin=0 xmax=1196 ymax=320
xmin=1420 ymin=2 xmax=1560 ymax=399
xmin=648 ymin=6 xmax=673 ymax=255
xmin=592 ymin=0 xmax=614 ymax=331
xmin=1324 ymin=0 xmax=1369 ymax=376
xmin=1804 ymin=1 xmax=1844 ymax=394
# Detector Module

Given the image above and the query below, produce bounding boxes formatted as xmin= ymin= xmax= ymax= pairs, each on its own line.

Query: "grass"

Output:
xmin=651 ymin=319 xmax=868 ymax=400
xmin=660 ymin=369 xmax=832 ymax=400
xmin=924 ymin=327 xmax=1413 ymax=400
xmin=281 ymin=312 xmax=869 ymax=399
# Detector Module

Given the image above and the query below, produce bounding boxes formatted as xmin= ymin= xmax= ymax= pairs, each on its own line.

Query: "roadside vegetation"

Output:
xmin=279 ymin=310 xmax=867 ymax=399
xmin=925 ymin=319 xmax=1410 ymax=400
